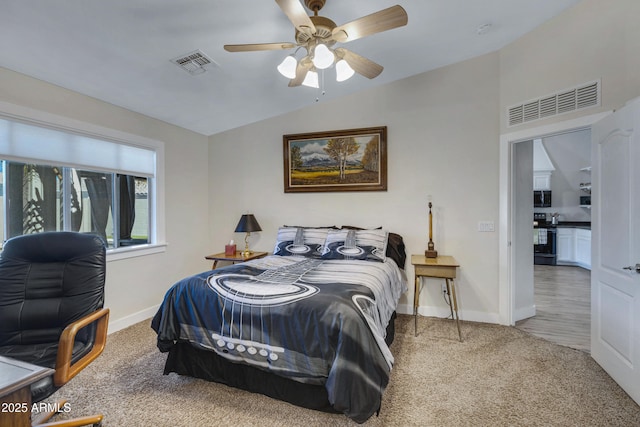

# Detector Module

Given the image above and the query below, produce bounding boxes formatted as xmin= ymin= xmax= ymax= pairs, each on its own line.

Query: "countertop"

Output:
xmin=554 ymin=221 xmax=591 ymax=230
xmin=533 ymin=221 xmax=591 ymax=230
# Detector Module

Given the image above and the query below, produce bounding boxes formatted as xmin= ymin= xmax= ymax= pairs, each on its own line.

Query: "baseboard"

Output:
xmin=557 ymin=260 xmax=591 ymax=271
xmin=514 ymin=304 xmax=536 ymax=322
xmin=108 ymin=304 xmax=159 ymax=334
xmin=396 ymin=303 xmax=501 ymax=324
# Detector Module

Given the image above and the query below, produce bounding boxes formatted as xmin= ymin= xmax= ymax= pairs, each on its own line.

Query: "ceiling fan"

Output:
xmin=224 ymin=0 xmax=408 ymax=87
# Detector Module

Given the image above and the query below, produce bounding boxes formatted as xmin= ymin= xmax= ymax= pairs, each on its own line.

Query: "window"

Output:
xmin=0 ymin=114 xmax=161 ymax=253
xmin=1 ymin=161 xmax=149 ymax=248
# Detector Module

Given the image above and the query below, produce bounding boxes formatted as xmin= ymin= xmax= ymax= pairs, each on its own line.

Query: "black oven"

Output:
xmin=533 ymin=213 xmax=557 ymax=265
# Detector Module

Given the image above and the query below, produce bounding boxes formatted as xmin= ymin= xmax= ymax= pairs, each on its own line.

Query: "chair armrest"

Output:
xmin=53 ymin=308 xmax=110 ymax=386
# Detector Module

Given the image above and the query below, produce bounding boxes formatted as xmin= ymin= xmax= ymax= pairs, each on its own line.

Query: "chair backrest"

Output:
xmin=0 ymin=232 xmax=106 ymax=348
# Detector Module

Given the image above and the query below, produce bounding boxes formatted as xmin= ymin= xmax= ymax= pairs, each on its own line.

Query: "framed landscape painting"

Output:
xmin=283 ymin=126 xmax=387 ymax=193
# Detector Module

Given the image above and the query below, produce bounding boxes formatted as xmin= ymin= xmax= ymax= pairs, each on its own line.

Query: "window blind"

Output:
xmin=0 ymin=118 xmax=155 ymax=177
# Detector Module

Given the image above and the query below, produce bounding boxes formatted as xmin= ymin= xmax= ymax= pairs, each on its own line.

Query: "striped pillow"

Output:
xmin=273 ymin=227 xmax=331 ymax=258
xmin=321 ymin=229 xmax=388 ymax=262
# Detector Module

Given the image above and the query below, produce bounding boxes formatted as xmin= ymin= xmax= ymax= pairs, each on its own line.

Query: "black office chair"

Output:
xmin=0 ymin=232 xmax=109 ymax=427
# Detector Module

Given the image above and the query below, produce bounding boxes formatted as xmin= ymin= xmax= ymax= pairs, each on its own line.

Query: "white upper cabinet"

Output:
xmin=533 ymin=172 xmax=552 ymax=190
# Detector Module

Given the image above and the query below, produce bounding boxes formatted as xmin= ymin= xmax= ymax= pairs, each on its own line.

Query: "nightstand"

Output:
xmin=411 ymin=254 xmax=462 ymax=341
xmin=205 ymin=251 xmax=268 ymax=269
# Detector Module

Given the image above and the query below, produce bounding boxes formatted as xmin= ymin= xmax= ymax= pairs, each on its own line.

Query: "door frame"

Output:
xmin=498 ymin=111 xmax=611 ymax=325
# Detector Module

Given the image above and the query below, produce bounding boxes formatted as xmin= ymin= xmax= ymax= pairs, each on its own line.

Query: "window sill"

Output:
xmin=106 ymin=242 xmax=167 ymax=262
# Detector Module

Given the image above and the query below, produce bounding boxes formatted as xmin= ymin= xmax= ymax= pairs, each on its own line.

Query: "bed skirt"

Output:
xmin=161 ymin=312 xmax=396 ymax=414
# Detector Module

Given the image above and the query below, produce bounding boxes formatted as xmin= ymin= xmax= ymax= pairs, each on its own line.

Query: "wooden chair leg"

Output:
xmin=32 ymin=399 xmax=103 ymax=427
xmin=33 ymin=414 xmax=103 ymax=427
xmin=31 ymin=399 xmax=68 ymax=425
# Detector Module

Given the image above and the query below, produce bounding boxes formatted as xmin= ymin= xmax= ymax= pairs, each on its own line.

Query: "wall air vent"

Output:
xmin=171 ymin=50 xmax=217 ymax=75
xmin=507 ymin=80 xmax=600 ymax=127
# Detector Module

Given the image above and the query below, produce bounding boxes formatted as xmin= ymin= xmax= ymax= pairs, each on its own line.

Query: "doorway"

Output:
xmin=498 ymin=112 xmax=610 ymax=329
xmin=510 ymin=129 xmax=592 ymax=351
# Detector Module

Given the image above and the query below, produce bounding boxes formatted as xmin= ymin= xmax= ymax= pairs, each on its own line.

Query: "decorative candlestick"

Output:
xmin=425 ymin=201 xmax=438 ymax=258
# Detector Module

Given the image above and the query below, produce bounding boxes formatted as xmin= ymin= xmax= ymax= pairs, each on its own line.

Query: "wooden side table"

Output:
xmin=411 ymin=254 xmax=462 ymax=341
xmin=205 ymin=251 xmax=268 ymax=269
xmin=0 ymin=356 xmax=54 ymax=427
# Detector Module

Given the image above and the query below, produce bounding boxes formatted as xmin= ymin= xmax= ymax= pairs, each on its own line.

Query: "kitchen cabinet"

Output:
xmin=533 ymin=172 xmax=552 ymax=190
xmin=575 ymin=228 xmax=591 ymax=268
xmin=533 ymin=140 xmax=554 ymax=191
xmin=556 ymin=227 xmax=591 ymax=270
xmin=557 ymin=228 xmax=574 ymax=263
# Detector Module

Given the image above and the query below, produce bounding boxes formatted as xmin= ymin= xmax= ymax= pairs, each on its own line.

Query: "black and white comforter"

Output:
xmin=151 ymin=255 xmax=407 ymax=423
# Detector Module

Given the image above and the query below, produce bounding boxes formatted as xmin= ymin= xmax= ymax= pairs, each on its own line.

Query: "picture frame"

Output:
xmin=283 ymin=126 xmax=387 ymax=193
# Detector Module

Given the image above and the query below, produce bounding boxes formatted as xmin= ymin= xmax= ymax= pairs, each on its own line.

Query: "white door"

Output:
xmin=513 ymin=140 xmax=535 ymax=321
xmin=591 ymin=97 xmax=640 ymax=404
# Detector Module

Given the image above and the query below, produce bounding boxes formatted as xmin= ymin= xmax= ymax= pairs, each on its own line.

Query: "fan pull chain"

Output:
xmin=315 ymin=69 xmax=326 ymax=102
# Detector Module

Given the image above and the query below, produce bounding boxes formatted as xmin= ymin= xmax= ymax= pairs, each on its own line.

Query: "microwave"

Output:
xmin=534 ymin=190 xmax=552 ymax=207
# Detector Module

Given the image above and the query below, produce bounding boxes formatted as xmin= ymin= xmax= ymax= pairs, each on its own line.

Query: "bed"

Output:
xmin=151 ymin=227 xmax=407 ymax=423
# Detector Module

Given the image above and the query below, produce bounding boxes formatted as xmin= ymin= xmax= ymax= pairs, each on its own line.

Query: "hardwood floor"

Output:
xmin=516 ymin=264 xmax=591 ymax=353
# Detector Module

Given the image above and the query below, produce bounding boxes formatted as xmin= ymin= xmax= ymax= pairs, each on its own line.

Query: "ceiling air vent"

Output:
xmin=507 ymin=80 xmax=600 ymax=127
xmin=171 ymin=50 xmax=217 ymax=75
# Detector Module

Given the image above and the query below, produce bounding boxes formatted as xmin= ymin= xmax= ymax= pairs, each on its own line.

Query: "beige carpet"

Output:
xmin=42 ymin=315 xmax=640 ymax=426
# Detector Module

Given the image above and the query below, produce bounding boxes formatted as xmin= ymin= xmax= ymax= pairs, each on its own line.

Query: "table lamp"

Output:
xmin=234 ymin=214 xmax=262 ymax=257
xmin=425 ymin=197 xmax=438 ymax=258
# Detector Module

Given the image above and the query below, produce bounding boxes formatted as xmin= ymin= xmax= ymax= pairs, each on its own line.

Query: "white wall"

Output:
xmin=0 ymin=66 xmax=211 ymax=330
xmin=499 ymin=0 xmax=640 ymax=133
xmin=209 ymin=52 xmax=502 ymax=323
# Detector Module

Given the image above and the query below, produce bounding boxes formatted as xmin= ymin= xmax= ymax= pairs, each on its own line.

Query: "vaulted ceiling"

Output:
xmin=0 ymin=0 xmax=580 ymax=136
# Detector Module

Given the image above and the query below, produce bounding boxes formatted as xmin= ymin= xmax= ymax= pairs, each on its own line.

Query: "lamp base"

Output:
xmin=241 ymin=232 xmax=252 ymax=257
xmin=425 ymin=249 xmax=438 ymax=258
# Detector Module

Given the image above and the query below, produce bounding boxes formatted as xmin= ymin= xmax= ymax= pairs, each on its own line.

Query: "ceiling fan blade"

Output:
xmin=332 ymin=5 xmax=408 ymax=43
xmin=335 ymin=48 xmax=383 ymax=79
xmin=275 ymin=0 xmax=316 ymax=36
xmin=224 ymin=42 xmax=296 ymax=52
xmin=288 ymin=59 xmax=312 ymax=87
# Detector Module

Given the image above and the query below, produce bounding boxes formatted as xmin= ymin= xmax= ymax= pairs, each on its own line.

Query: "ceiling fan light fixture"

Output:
xmin=277 ymin=55 xmax=298 ymax=79
xmin=311 ymin=43 xmax=334 ymax=69
xmin=223 ymin=0 xmax=409 ymax=88
xmin=335 ymin=59 xmax=355 ymax=82
xmin=302 ymin=70 xmax=319 ymax=88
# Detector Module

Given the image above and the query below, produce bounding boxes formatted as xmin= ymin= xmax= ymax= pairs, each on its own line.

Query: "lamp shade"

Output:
xmin=302 ymin=70 xmax=319 ymax=88
xmin=335 ymin=59 xmax=355 ymax=82
xmin=234 ymin=214 xmax=262 ymax=233
xmin=277 ymin=55 xmax=297 ymax=79
xmin=312 ymin=43 xmax=334 ymax=69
